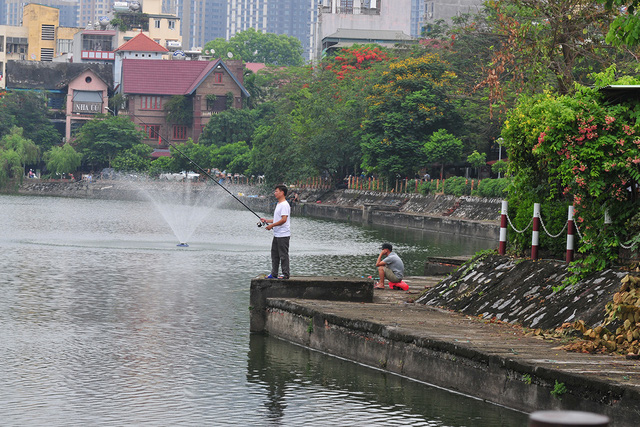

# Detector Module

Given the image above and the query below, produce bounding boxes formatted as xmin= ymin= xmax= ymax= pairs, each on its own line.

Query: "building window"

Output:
xmin=207 ymin=95 xmax=226 ymax=111
xmin=173 ymin=125 xmax=187 ymax=140
xmin=47 ymin=94 xmax=65 ymax=110
xmin=56 ymin=39 xmax=73 ymax=54
xmin=340 ymin=0 xmax=354 ymax=13
xmin=143 ymin=125 xmax=161 ymax=141
xmin=214 ymin=73 xmax=223 ymax=83
xmin=155 ymin=20 xmax=161 ymax=29
xmin=70 ymin=120 xmax=86 ymax=136
xmin=41 ymin=24 xmax=55 ymax=41
xmin=141 ymin=96 xmax=162 ymax=110
xmin=40 ymin=48 xmax=54 ymax=61
xmin=82 ymin=35 xmax=112 ymax=51
xmin=168 ymin=20 xmax=175 ymax=30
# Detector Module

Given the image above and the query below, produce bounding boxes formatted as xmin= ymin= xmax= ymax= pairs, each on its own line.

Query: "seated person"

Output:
xmin=374 ymin=242 xmax=404 ymax=289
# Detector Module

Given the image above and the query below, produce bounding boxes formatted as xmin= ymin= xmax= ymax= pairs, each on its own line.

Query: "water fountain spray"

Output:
xmin=110 ymin=108 xmax=268 ymax=233
xmin=168 ymin=142 xmax=267 ymax=229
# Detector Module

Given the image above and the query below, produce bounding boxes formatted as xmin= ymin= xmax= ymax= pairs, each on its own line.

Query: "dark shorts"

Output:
xmin=384 ymin=267 xmax=401 ymax=283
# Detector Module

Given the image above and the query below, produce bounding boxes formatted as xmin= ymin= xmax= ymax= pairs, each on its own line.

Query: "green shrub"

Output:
xmin=443 ymin=176 xmax=471 ymax=196
xmin=418 ymin=180 xmax=439 ymax=195
xmin=474 ymin=177 xmax=511 ymax=198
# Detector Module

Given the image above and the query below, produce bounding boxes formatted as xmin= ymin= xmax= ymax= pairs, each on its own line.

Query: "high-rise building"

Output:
xmin=0 ymin=0 xmax=5 ymax=25
xmin=178 ymin=0 xmax=317 ymax=60
xmin=2 ymin=0 xmax=78 ymax=27
xmin=79 ymin=0 xmax=110 ymax=28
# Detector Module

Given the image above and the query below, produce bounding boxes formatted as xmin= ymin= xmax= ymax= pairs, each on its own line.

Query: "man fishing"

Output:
xmin=261 ymin=184 xmax=291 ymax=279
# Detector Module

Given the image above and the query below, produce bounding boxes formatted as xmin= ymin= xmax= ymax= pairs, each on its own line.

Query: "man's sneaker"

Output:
xmin=266 ymin=274 xmax=277 ymax=279
xmin=278 ymin=275 xmax=289 ymax=279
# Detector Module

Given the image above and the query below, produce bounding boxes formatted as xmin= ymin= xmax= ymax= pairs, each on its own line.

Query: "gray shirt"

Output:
xmin=383 ymin=252 xmax=404 ymax=280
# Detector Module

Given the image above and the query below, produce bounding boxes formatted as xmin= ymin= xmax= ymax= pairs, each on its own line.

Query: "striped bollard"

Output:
xmin=531 ymin=203 xmax=541 ymax=260
xmin=499 ymin=200 xmax=508 ymax=255
xmin=566 ymin=205 xmax=575 ymax=263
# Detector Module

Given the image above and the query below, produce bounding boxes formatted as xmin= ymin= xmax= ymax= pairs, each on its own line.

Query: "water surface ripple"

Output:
xmin=0 ymin=194 xmax=524 ymax=425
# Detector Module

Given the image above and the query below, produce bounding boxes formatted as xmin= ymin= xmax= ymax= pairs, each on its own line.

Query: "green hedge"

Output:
xmin=419 ymin=177 xmax=511 ymax=197
xmin=473 ymin=178 xmax=511 ymax=198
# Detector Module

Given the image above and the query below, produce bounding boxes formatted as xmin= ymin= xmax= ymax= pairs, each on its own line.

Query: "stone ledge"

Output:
xmin=262 ymin=297 xmax=640 ymax=425
xmin=249 ymin=276 xmax=373 ymax=332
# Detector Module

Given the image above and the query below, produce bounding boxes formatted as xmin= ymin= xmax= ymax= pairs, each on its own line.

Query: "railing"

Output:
xmin=498 ymin=201 xmax=638 ymax=263
xmin=80 ymin=50 xmax=115 ymax=60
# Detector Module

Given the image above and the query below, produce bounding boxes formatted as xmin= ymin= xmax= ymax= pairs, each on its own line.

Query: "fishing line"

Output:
xmin=108 ymin=108 xmax=267 ymax=227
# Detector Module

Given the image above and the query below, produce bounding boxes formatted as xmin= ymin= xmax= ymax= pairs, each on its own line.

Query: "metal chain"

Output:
xmin=574 ymin=221 xmax=584 ymax=241
xmin=506 ymin=214 xmax=533 ymax=234
xmin=539 ymin=215 xmax=568 ymax=238
xmin=615 ymin=231 xmax=639 ymax=250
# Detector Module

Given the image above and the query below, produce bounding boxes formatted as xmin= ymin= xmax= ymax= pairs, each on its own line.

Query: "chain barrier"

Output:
xmin=615 ymin=231 xmax=638 ymax=250
xmin=505 ymin=202 xmax=638 ymax=256
xmin=506 ymin=213 xmax=533 ymax=234
xmin=539 ymin=215 xmax=568 ymax=238
xmin=574 ymin=221 xmax=584 ymax=241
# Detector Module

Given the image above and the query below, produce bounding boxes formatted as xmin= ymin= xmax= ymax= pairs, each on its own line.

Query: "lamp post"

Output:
xmin=496 ymin=137 xmax=504 ymax=178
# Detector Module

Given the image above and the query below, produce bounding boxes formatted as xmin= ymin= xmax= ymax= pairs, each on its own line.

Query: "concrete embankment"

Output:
xmin=251 ymin=260 xmax=640 ymax=425
xmin=245 ymin=188 xmax=501 ymax=240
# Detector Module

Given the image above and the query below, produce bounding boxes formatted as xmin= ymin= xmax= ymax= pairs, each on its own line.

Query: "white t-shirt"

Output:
xmin=273 ymin=200 xmax=291 ymax=237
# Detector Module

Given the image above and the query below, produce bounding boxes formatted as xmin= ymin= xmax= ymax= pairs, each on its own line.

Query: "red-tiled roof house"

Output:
xmin=118 ymin=58 xmax=249 ymax=148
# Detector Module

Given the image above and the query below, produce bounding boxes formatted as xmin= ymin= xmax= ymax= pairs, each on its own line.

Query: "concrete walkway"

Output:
xmin=262 ymin=278 xmax=640 ymax=426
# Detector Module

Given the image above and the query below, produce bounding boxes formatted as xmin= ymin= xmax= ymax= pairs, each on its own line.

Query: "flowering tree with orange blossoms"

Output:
xmin=324 ymin=45 xmax=390 ymax=80
xmin=502 ymin=67 xmax=640 ymax=279
xmin=360 ymin=54 xmax=460 ymax=181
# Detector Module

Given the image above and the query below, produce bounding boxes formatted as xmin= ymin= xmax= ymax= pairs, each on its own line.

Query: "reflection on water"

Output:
xmin=0 ymin=195 xmax=524 ymax=425
xmin=248 ymin=335 xmax=525 ymax=426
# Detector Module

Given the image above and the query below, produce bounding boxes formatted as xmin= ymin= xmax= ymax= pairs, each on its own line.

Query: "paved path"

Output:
xmin=367 ymin=279 xmax=640 ymax=388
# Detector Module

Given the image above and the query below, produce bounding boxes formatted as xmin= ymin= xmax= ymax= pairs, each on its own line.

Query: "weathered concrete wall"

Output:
xmin=417 ymin=254 xmax=631 ymax=330
xmin=250 ymin=276 xmax=373 ymax=332
xmin=16 ymin=181 xmax=143 ymax=200
xmin=243 ymin=189 xmax=500 ymax=240
xmin=262 ymin=298 xmax=639 ymax=424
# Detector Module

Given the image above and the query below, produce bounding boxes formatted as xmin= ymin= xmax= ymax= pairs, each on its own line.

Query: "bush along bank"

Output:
xmin=417 ymin=252 xmax=640 ymax=357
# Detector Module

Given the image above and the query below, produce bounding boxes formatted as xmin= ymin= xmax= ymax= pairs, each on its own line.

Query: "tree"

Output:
xmin=169 ymin=139 xmax=214 ymax=172
xmin=204 ymin=28 xmax=304 ymax=66
xmin=360 ymin=54 xmax=459 ymax=181
xmin=199 ymin=108 xmax=262 ymax=147
xmin=249 ymin=117 xmax=312 ymax=186
xmin=0 ymin=149 xmax=23 ymax=188
xmin=474 ymin=0 xmax=634 ymax=113
xmin=423 ymin=129 xmax=463 ymax=180
xmin=148 ymin=156 xmax=177 ymax=176
xmin=599 ymin=0 xmax=640 ymax=45
xmin=501 ymin=67 xmax=640 ymax=272
xmin=211 ymin=141 xmax=250 ymax=173
xmin=0 ymin=91 xmax=61 ymax=151
xmin=111 ymin=144 xmax=153 ymax=171
xmin=467 ymin=150 xmax=487 ymax=178
xmin=421 ymin=15 xmax=506 ymax=153
xmin=164 ymin=95 xmax=193 ymax=127
xmin=43 ymin=143 xmax=82 ymax=177
xmin=73 ymin=115 xmax=144 ymax=170
xmin=0 ymin=126 xmax=40 ymax=174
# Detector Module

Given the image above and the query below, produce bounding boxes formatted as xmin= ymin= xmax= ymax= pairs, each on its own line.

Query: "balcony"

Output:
xmin=81 ymin=50 xmax=115 ymax=61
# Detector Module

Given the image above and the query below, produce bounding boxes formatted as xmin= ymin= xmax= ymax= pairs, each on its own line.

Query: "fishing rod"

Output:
xmin=107 ymin=108 xmax=267 ymax=227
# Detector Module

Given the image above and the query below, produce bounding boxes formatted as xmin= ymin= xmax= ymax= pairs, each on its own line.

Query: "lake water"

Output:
xmin=0 ymin=192 xmax=527 ymax=425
